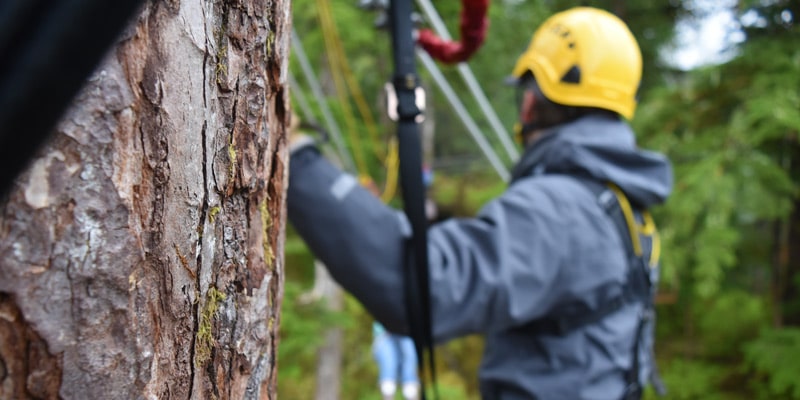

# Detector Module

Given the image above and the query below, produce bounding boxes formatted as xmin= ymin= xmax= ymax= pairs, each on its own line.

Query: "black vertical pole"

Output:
xmin=386 ymin=0 xmax=436 ymax=398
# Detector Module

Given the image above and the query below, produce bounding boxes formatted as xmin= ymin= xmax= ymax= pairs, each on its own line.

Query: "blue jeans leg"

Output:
xmin=397 ymin=336 xmax=419 ymax=384
xmin=373 ymin=334 xmax=400 ymax=383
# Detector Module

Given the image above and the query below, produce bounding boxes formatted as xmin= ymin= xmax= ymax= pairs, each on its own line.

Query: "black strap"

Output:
xmin=523 ymin=291 xmax=631 ymax=336
xmin=0 ymin=0 xmax=145 ymax=197
xmin=387 ymin=0 xmax=437 ymax=398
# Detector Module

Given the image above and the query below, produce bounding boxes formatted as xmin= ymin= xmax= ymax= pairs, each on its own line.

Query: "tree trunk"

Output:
xmin=775 ymin=144 xmax=800 ymax=327
xmin=0 ymin=0 xmax=291 ymax=399
xmin=312 ymin=261 xmax=343 ymax=400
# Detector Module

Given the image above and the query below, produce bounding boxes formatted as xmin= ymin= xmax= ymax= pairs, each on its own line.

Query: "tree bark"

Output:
xmin=0 ymin=0 xmax=291 ymax=399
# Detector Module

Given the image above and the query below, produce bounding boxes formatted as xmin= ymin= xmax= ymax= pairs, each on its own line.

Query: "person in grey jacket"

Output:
xmin=287 ymin=7 xmax=673 ymax=400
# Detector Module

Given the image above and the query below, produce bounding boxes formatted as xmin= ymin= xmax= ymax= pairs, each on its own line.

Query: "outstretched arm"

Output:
xmin=288 ymin=144 xmax=571 ymax=340
xmin=288 ymin=144 xmax=411 ymax=332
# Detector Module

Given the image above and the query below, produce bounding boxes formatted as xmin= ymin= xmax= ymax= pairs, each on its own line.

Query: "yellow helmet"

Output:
xmin=511 ymin=7 xmax=642 ymax=120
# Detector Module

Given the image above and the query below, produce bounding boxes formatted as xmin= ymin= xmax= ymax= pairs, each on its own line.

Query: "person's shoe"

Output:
xmin=402 ymin=382 xmax=420 ymax=400
xmin=380 ymin=381 xmax=397 ymax=400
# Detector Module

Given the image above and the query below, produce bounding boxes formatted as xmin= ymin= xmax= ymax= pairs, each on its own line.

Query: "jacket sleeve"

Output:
xmin=288 ymin=145 xmax=412 ymax=332
xmin=287 ymin=145 xmax=571 ymax=341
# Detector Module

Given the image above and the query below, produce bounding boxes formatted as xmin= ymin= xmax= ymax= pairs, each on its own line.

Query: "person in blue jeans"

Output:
xmin=372 ymin=322 xmax=420 ymax=400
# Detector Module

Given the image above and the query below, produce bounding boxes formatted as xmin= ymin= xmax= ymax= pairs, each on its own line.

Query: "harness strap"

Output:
xmin=520 ymin=176 xmax=663 ymax=399
xmin=606 ymin=182 xmax=643 ymax=256
xmin=586 ymin=178 xmax=664 ymax=400
xmin=522 ymin=178 xmax=652 ymax=321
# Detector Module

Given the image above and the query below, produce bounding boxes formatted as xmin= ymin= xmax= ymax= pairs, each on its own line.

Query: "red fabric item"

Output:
xmin=417 ymin=0 xmax=489 ymax=64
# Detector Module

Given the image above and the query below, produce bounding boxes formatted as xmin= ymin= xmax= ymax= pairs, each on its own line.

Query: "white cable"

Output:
xmin=288 ymin=73 xmax=316 ymax=123
xmin=291 ymin=29 xmax=357 ymax=173
xmin=415 ymin=0 xmax=520 ymax=162
xmin=417 ymin=49 xmax=510 ymax=182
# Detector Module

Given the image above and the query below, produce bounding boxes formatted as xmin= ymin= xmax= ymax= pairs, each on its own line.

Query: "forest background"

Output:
xmin=282 ymin=0 xmax=800 ymax=399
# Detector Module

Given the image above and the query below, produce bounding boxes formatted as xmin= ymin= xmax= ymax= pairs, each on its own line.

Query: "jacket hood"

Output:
xmin=511 ymin=114 xmax=673 ymax=207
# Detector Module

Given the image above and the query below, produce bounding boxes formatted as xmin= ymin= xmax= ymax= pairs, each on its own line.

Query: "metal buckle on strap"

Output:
xmin=384 ymin=80 xmax=426 ymax=123
xmin=597 ymin=188 xmax=617 ymax=212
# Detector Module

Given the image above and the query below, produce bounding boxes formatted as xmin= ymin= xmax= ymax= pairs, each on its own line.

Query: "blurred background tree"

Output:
xmin=283 ymin=0 xmax=800 ymax=399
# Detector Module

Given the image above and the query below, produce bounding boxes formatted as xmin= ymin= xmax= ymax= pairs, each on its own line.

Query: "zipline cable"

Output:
xmin=318 ymin=0 xmax=385 ymax=162
xmin=415 ymin=0 xmax=519 ymax=162
xmin=314 ymin=0 xmax=400 ymax=201
xmin=290 ymin=68 xmax=399 ymax=202
xmin=417 ymin=49 xmax=510 ymax=182
xmin=316 ymin=0 xmax=371 ymax=180
xmin=290 ymin=72 xmax=353 ymax=171
xmin=288 ymin=73 xmax=318 ymax=128
xmin=291 ymin=29 xmax=357 ymax=173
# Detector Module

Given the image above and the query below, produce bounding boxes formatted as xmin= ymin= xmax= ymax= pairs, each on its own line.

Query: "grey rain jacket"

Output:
xmin=287 ymin=114 xmax=673 ymax=400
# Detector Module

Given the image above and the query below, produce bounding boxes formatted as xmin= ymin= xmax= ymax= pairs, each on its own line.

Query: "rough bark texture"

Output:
xmin=0 ymin=0 xmax=291 ymax=398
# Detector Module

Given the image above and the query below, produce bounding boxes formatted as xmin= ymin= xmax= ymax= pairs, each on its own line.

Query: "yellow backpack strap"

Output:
xmin=606 ymin=182 xmax=660 ymax=267
xmin=641 ymin=211 xmax=661 ymax=268
xmin=606 ymin=183 xmax=642 ymax=256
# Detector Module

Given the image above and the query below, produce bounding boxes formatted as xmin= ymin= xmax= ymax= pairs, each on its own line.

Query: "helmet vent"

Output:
xmin=560 ymin=65 xmax=581 ymax=84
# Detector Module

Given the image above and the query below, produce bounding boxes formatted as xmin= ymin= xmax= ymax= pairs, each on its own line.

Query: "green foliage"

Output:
xmin=696 ymin=290 xmax=768 ymax=358
xmin=278 ymin=280 xmax=353 ymax=399
xmin=634 ymin=4 xmax=800 ymax=399
xmin=634 ymin=38 xmax=799 ymax=299
xmin=430 ymin=172 xmax=507 ymax=217
xmin=427 ymin=375 xmax=474 ymax=400
xmin=339 ymin=294 xmax=380 ymax=399
xmin=646 ymin=358 xmax=728 ymax=400
xmin=436 ymin=335 xmax=485 ymax=398
xmin=649 ymin=292 xmax=768 ymax=400
xmin=745 ymin=328 xmax=800 ymax=399
xmin=291 ymin=0 xmax=393 ymax=186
